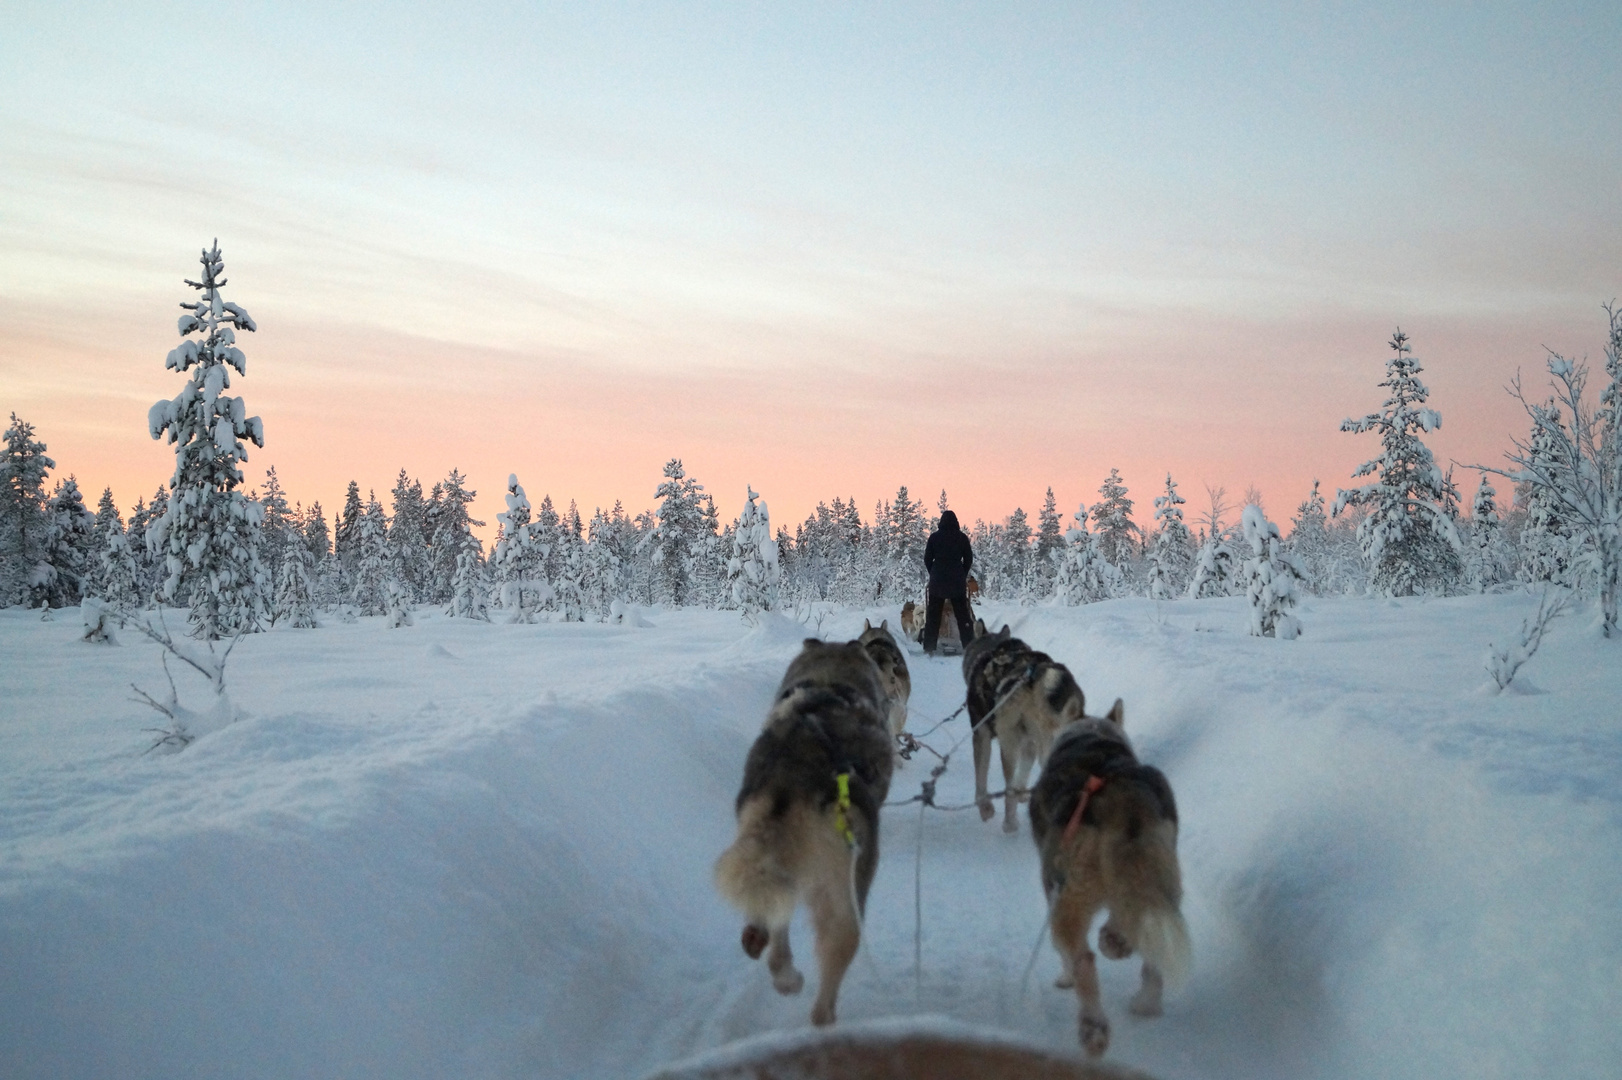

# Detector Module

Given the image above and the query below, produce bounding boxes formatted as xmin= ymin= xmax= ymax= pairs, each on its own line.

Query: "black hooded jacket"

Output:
xmin=923 ymin=511 xmax=974 ymax=592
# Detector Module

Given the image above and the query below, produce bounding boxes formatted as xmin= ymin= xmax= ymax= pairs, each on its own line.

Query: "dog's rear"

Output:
xmin=714 ymin=639 xmax=894 ymax=1027
xmin=987 ymin=660 xmax=1087 ymax=833
xmin=1030 ymin=706 xmax=1190 ymax=1057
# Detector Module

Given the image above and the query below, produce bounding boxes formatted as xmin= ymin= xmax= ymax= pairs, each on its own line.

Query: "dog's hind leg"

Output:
xmin=1051 ymin=882 xmax=1110 ymax=1057
xmin=766 ymin=923 xmax=804 ymax=996
xmin=973 ymin=724 xmax=996 ymax=822
xmin=807 ymin=879 xmax=860 ymax=1027
xmin=1129 ymin=961 xmax=1165 ymax=1017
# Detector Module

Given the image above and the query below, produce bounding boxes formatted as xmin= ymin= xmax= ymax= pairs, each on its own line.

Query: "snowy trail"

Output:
xmin=2 ymin=598 xmax=1620 ymax=1079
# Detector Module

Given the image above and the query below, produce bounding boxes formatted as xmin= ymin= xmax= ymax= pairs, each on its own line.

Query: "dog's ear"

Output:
xmin=1107 ymin=698 xmax=1125 ymax=727
xmin=863 ymin=618 xmax=872 ymax=632
xmin=974 ymin=618 xmax=986 ymax=635
xmin=880 ymin=619 xmax=888 ymax=631
xmin=998 ymin=625 xmax=1012 ymax=640
xmin=803 ymin=637 xmax=826 ymax=651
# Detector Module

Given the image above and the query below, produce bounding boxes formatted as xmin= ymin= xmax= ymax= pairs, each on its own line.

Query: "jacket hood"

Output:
xmin=939 ymin=510 xmax=960 ymax=532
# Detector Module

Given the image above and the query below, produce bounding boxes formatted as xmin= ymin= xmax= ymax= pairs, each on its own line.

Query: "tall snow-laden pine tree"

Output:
xmin=1515 ymin=405 xmax=1575 ymax=585
xmin=1094 ymin=469 xmax=1138 ymax=566
xmin=258 ymin=466 xmax=295 ymax=578
xmin=1287 ymin=481 xmax=1331 ymax=595
xmin=426 ymin=469 xmax=480 ymax=605
xmin=0 ymin=413 xmax=55 ymax=607
xmin=885 ymin=485 xmax=927 ymax=601
xmin=389 ymin=469 xmax=429 ymax=601
xmin=146 ymin=242 xmax=268 ymax=638
xmin=98 ymin=516 xmax=144 ymax=609
xmin=582 ymin=508 xmax=623 ymax=620
xmin=1147 ymin=474 xmax=1193 ymax=600
xmin=271 ymin=542 xmax=318 ymax=628
xmin=1241 ymin=504 xmax=1305 ymax=639
xmin=1035 ymin=486 xmax=1064 ymax=592
xmin=84 ymin=487 xmax=123 ymax=600
xmin=727 ymin=486 xmax=780 ymax=623
xmin=446 ymin=536 xmax=489 ymax=621
xmin=1333 ymin=329 xmax=1463 ymax=597
xmin=39 ymin=476 xmax=96 ymax=608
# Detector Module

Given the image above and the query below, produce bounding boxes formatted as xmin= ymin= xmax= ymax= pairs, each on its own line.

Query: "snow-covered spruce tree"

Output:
xmin=349 ymin=494 xmax=391 ymax=617
xmin=1004 ymin=506 xmax=1034 ymax=599
xmin=727 ymin=486 xmax=781 ymax=623
xmin=1241 ymin=504 xmax=1305 ymax=639
xmin=257 ymin=466 xmax=295 ymax=578
xmin=1094 ymin=468 xmax=1138 ymax=567
xmin=271 ymin=542 xmax=317 ymax=628
xmin=146 ymin=242 xmax=268 ymax=638
xmin=446 ymin=536 xmax=490 ymax=620
xmin=1034 ymin=486 xmax=1063 ymax=596
xmin=1287 ymin=481 xmax=1331 ymax=595
xmin=552 ymin=521 xmax=588 ymax=621
xmin=334 ymin=480 xmax=364 ymax=574
xmin=1468 ymin=472 xmax=1514 ymax=592
xmin=582 ymin=508 xmax=624 ymax=620
xmin=389 ymin=469 xmax=429 ymax=602
xmin=494 ymin=474 xmax=551 ymax=622
xmin=426 ymin=469 xmax=480 ymax=605
xmin=0 ymin=413 xmax=55 ymax=607
xmin=383 ymin=576 xmax=415 ymax=628
xmin=1484 ymin=305 xmax=1622 ymax=635
xmin=83 ymin=487 xmax=124 ymax=598
xmin=39 ymin=476 xmax=96 ymax=608
xmin=1187 ymin=529 xmax=1239 ymax=599
xmin=301 ymin=501 xmax=331 ymax=562
xmin=649 ymin=458 xmax=705 ymax=606
xmin=98 ymin=518 xmax=145 ymax=609
xmin=1053 ymin=504 xmax=1119 ymax=604
xmin=1515 ymin=405 xmax=1576 ymax=586
xmin=1333 ymin=329 xmax=1464 ymax=597
xmin=1147 ymin=473 xmax=1194 ymax=600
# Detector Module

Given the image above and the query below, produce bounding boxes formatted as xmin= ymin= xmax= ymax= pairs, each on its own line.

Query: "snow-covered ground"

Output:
xmin=2 ymin=594 xmax=1618 ymax=1080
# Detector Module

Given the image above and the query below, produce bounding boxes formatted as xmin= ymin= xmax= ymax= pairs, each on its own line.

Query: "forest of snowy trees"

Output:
xmin=4 ymin=246 xmax=1621 ymax=638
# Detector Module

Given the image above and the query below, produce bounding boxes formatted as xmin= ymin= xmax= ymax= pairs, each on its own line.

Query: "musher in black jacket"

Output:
xmin=922 ymin=510 xmax=975 ymax=655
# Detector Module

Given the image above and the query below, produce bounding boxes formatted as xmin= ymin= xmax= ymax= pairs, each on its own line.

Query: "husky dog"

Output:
xmin=858 ymin=619 xmax=911 ymax=738
xmin=961 ymin=622 xmax=1087 ymax=833
xmin=714 ymin=638 xmax=895 ymax=1027
xmin=1029 ymin=701 xmax=1191 ymax=1058
xmin=899 ymin=601 xmax=925 ymax=642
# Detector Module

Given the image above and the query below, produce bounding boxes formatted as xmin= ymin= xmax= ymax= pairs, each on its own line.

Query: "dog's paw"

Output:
xmin=1079 ymin=1008 xmax=1110 ymax=1057
xmin=1054 ymin=973 xmax=1075 ymax=990
xmin=1098 ymin=924 xmax=1132 ymax=960
xmin=741 ymin=925 xmax=768 ymax=960
xmin=977 ymin=798 xmax=995 ymax=822
xmin=1002 ymin=815 xmax=1020 ymax=835
xmin=810 ymin=1001 xmax=836 ymax=1027
xmin=1128 ymin=986 xmax=1164 ymax=1017
xmin=772 ymin=967 xmax=804 ymax=996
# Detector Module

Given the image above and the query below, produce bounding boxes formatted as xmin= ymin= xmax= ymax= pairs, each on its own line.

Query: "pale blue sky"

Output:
xmin=2 ymin=2 xmax=1618 ymax=527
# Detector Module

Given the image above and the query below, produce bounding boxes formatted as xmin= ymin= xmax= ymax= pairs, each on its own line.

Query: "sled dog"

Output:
xmin=961 ymin=622 xmax=1086 ymax=833
xmin=713 ymin=638 xmax=895 ymax=1027
xmin=858 ymin=619 xmax=911 ymax=738
xmin=899 ymin=596 xmax=974 ymax=654
xmin=1029 ymin=700 xmax=1190 ymax=1058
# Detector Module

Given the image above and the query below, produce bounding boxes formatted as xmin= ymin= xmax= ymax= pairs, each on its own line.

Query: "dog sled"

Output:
xmin=899 ymin=577 xmax=979 ymax=656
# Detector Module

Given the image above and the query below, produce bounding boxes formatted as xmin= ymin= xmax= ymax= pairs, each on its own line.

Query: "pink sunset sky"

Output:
xmin=3 ymin=3 xmax=1618 ymax=538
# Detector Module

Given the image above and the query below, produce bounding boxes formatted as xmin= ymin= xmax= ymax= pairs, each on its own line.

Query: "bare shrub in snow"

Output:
xmin=1485 ymin=590 xmax=1569 ymax=691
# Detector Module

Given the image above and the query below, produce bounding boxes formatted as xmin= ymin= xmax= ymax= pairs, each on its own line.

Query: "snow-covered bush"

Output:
xmin=1467 ymin=473 xmax=1515 ymax=591
xmin=1241 ymin=504 xmax=1305 ymax=639
xmin=146 ymin=242 xmax=268 ymax=638
xmin=1485 ymin=590 xmax=1568 ymax=691
xmin=446 ymin=540 xmax=489 ymax=620
xmin=1334 ymin=329 xmax=1464 ymax=597
xmin=271 ymin=546 xmax=318 ymax=628
xmin=1187 ymin=531 xmax=1239 ymax=599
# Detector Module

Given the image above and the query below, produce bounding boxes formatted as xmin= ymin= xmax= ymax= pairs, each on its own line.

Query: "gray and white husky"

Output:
xmin=713 ymin=638 xmax=895 ymax=1027
xmin=1029 ymin=700 xmax=1191 ymax=1058
xmin=961 ymin=622 xmax=1088 ymax=833
xmin=858 ymin=618 xmax=911 ymax=739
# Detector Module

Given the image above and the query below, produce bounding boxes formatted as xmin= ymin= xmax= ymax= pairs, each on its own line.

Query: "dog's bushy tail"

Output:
xmin=714 ymin=794 xmax=798 ymax=929
xmin=1102 ymin=779 xmax=1193 ymax=989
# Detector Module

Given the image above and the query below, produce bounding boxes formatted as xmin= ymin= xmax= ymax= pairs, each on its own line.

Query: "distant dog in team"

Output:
xmin=858 ymin=619 xmax=911 ymax=739
xmin=713 ymin=638 xmax=895 ymax=1027
xmin=961 ymin=622 xmax=1087 ymax=833
xmin=898 ymin=596 xmax=974 ymax=654
xmin=1029 ymin=699 xmax=1191 ymax=1058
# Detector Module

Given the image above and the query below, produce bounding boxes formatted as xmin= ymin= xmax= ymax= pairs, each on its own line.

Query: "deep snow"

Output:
xmin=1 ymin=593 xmax=1619 ymax=1079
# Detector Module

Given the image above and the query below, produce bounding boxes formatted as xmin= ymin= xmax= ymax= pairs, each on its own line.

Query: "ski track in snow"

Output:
xmin=1 ymin=595 xmax=1619 ymax=1080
